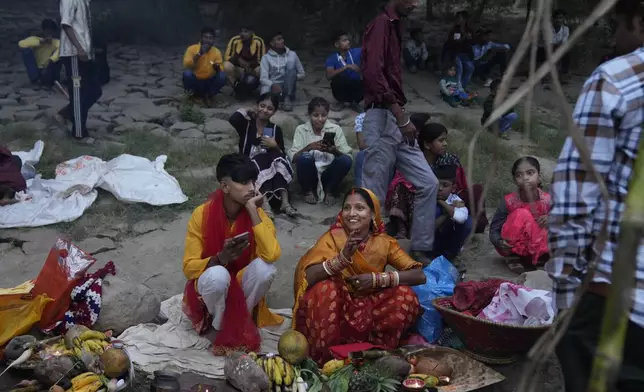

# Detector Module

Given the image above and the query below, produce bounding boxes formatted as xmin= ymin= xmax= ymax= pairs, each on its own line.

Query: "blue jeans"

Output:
xmin=455 ymin=54 xmax=475 ymax=89
xmin=499 ymin=112 xmax=519 ymax=133
xmin=21 ymin=48 xmax=61 ymax=87
xmin=354 ymin=150 xmax=365 ymax=187
xmin=260 ymin=66 xmax=298 ymax=100
xmin=295 ymin=153 xmax=353 ymax=195
xmin=182 ymin=70 xmax=226 ymax=98
xmin=434 ymin=204 xmax=473 ymax=260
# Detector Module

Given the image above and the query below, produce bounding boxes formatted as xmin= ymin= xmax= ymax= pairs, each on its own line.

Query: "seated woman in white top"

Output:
xmin=287 ymin=97 xmax=353 ymax=206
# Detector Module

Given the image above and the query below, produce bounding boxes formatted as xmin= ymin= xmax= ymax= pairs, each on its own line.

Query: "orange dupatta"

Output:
xmin=292 ymin=188 xmax=421 ymax=329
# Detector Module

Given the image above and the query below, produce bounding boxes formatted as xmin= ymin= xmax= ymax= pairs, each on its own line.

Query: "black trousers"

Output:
xmin=556 ymin=293 xmax=644 ymax=392
xmin=330 ymin=75 xmax=363 ymax=104
xmin=61 ymin=57 xmax=103 ymax=139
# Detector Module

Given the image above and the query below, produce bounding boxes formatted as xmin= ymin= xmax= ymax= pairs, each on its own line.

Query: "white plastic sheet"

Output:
xmin=478 ymin=282 xmax=556 ymax=326
xmin=0 ymin=144 xmax=188 ymax=228
xmin=12 ymin=140 xmax=44 ymax=168
xmin=0 ymin=177 xmax=98 ymax=228
xmin=99 ymin=154 xmax=188 ymax=205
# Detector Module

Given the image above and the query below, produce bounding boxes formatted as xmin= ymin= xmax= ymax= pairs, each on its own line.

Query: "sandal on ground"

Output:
xmin=281 ymin=204 xmax=299 ymax=218
xmin=303 ymin=192 xmax=317 ymax=204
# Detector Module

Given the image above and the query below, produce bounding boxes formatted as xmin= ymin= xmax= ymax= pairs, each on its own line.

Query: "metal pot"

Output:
xmin=150 ymin=370 xmax=181 ymax=392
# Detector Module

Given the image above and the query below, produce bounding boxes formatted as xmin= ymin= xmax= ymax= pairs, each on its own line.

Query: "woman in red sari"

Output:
xmin=489 ymin=156 xmax=551 ymax=266
xmin=293 ymin=188 xmax=426 ymax=364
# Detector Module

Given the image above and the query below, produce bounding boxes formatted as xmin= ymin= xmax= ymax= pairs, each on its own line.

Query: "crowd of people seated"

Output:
xmin=174 ymin=6 xmax=601 ymax=367
xmin=8 ymin=0 xmax=642 ymax=387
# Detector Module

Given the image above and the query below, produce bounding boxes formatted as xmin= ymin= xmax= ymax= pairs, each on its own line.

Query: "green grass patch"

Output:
xmin=517 ymin=121 xmax=567 ymax=159
xmin=438 ymin=116 xmax=519 ymax=203
xmin=178 ymin=98 xmax=206 ymax=124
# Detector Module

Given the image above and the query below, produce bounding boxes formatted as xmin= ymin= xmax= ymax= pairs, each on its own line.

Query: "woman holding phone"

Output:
xmin=288 ymin=97 xmax=354 ymax=206
xmin=228 ymin=93 xmax=297 ymax=218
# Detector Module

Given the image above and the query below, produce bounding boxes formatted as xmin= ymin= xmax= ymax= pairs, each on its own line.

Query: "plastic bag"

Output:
xmin=0 ymin=281 xmax=53 ymax=346
xmin=32 ymin=239 xmax=96 ymax=330
xmin=412 ymin=256 xmax=459 ymax=343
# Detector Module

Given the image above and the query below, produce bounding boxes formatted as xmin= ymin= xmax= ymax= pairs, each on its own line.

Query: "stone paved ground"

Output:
xmin=0 ymin=41 xmax=577 ymax=391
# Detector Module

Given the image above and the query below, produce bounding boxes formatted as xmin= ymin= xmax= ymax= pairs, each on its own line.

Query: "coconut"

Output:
xmin=100 ymin=348 xmax=130 ymax=378
xmin=277 ymin=330 xmax=309 ymax=365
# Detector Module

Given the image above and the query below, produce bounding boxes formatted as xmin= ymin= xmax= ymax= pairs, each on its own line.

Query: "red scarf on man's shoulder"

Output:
xmin=182 ymin=189 xmax=261 ymax=354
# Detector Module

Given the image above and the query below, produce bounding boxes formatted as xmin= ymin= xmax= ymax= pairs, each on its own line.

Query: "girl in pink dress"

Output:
xmin=489 ymin=157 xmax=551 ymax=266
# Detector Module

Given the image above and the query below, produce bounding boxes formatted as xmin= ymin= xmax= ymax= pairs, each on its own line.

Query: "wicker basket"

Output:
xmin=432 ymin=296 xmax=551 ymax=364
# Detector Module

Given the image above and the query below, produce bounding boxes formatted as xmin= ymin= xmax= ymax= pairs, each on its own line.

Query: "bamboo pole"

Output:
xmin=588 ymin=138 xmax=644 ymax=392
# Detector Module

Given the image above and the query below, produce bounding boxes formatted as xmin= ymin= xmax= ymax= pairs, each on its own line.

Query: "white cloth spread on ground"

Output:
xmin=0 ymin=144 xmax=187 ymax=228
xmin=118 ymin=294 xmax=293 ymax=379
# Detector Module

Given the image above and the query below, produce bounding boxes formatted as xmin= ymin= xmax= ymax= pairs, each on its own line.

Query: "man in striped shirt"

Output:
xmin=547 ymin=1 xmax=644 ymax=390
xmin=59 ymin=0 xmax=102 ymax=140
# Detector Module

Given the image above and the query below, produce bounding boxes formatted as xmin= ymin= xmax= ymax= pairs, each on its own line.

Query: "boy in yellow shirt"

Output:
xmin=183 ymin=27 xmax=226 ymax=102
xmin=18 ymin=19 xmax=61 ymax=88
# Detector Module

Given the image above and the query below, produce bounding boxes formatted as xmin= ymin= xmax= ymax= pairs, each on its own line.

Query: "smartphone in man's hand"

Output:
xmin=232 ymin=232 xmax=250 ymax=243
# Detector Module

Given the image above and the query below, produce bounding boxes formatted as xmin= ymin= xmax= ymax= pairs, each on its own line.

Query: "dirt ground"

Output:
xmin=0 ymin=36 xmax=586 ymax=390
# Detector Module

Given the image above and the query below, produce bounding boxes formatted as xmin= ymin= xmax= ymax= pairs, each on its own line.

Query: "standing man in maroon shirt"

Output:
xmin=360 ymin=0 xmax=438 ymax=264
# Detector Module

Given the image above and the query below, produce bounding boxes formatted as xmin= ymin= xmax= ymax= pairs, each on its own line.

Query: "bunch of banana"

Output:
xmin=70 ymin=372 xmax=104 ymax=392
xmin=49 ymin=342 xmax=75 ymax=357
xmin=251 ymin=353 xmax=295 ymax=390
xmin=70 ymin=331 xmax=110 ymax=357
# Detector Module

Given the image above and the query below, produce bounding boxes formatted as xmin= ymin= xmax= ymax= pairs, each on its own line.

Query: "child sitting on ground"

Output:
xmin=489 ymin=156 xmax=550 ymax=268
xmin=481 ymin=79 xmax=519 ymax=140
xmin=439 ymin=64 xmax=476 ymax=107
xmin=432 ymin=164 xmax=472 ymax=265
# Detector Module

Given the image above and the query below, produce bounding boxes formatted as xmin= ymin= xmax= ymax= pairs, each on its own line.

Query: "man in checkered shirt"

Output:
xmin=547 ymin=0 xmax=644 ymax=390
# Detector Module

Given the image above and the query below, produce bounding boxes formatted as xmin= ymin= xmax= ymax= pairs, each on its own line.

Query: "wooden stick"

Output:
xmin=54 ymin=81 xmax=69 ymax=99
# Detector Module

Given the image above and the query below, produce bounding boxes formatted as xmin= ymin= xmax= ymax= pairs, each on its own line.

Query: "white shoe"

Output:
xmin=484 ymin=78 xmax=493 ymax=87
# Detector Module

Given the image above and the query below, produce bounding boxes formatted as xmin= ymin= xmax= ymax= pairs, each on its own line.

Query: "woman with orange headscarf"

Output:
xmin=293 ymin=188 xmax=426 ymax=363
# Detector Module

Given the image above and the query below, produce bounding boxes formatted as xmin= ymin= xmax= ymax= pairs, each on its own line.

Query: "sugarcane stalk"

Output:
xmin=587 ymin=140 xmax=644 ymax=392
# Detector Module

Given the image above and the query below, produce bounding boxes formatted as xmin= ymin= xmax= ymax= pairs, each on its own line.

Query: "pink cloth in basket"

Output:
xmin=478 ymin=282 xmax=555 ymax=326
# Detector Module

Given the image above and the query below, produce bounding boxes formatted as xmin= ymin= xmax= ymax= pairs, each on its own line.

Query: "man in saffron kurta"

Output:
xmin=182 ymin=153 xmax=283 ymax=354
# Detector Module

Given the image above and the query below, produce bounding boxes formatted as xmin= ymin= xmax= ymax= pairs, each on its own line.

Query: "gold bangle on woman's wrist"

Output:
xmin=371 ymin=272 xmax=377 ymax=289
